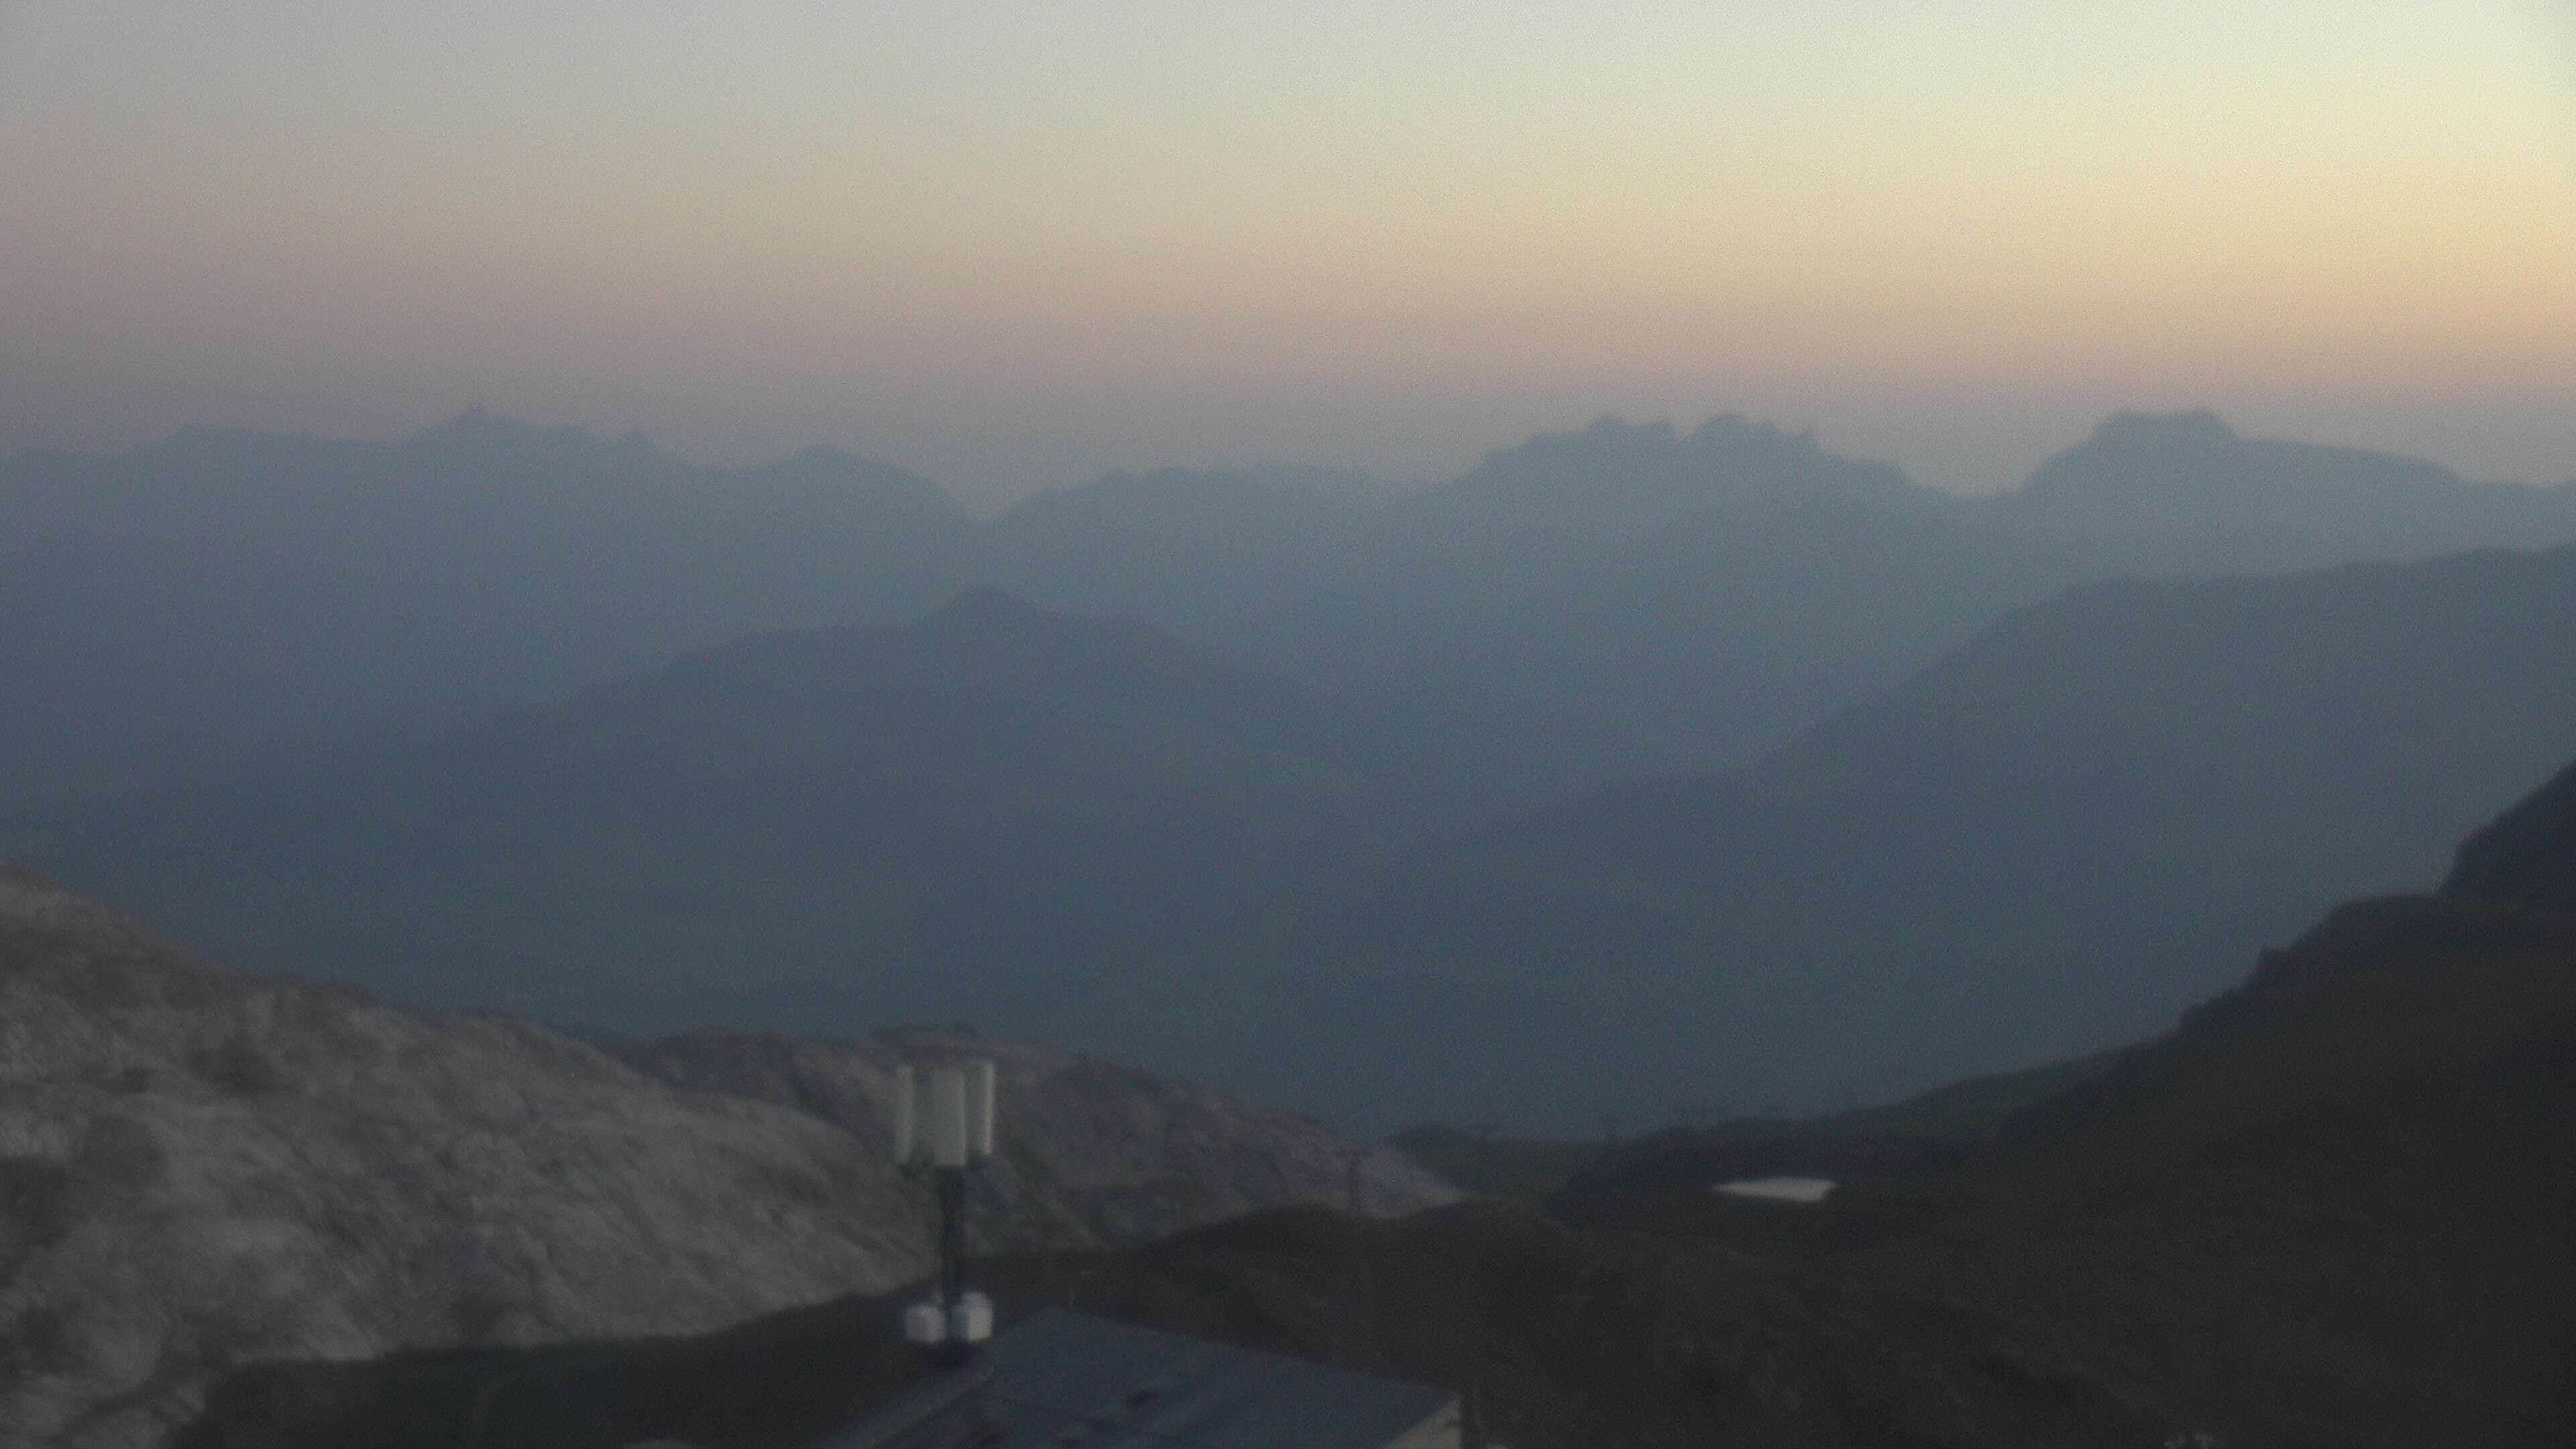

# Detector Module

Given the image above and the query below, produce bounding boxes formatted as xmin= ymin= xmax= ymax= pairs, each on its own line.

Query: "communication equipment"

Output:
xmin=892 ymin=1056 xmax=1002 ymax=1359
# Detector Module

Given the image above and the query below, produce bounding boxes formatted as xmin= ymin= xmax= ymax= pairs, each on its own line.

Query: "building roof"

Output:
xmin=816 ymin=1308 xmax=1458 ymax=1449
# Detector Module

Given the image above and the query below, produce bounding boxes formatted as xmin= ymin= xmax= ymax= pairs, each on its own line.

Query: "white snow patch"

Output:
xmin=1715 ymin=1176 xmax=1836 ymax=1204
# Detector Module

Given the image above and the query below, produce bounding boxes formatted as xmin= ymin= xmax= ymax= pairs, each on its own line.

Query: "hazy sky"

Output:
xmin=4 ymin=1 xmax=2571 ymax=506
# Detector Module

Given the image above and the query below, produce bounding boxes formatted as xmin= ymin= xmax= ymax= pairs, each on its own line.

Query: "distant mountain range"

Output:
xmin=1284 ymin=542 xmax=2576 ymax=1125
xmin=0 ymin=411 xmax=971 ymax=803
xmin=13 ymin=591 xmax=1443 ymax=1042
xmin=20 ymin=537 xmax=2576 ymax=1129
xmin=1990 ymin=407 xmax=2576 ymax=572
xmin=9 ymin=408 xmax=2571 ymax=808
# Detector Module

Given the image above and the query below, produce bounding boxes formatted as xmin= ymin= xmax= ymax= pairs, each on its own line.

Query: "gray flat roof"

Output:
xmin=819 ymin=1309 xmax=1457 ymax=1449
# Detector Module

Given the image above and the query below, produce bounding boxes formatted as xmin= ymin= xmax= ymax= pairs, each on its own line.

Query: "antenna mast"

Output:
xmin=1331 ymin=1146 xmax=1375 ymax=1368
xmin=893 ymin=1060 xmax=1000 ymax=1359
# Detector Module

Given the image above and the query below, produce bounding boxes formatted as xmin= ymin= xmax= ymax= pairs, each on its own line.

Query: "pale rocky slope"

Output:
xmin=0 ymin=868 xmax=1450 ymax=1448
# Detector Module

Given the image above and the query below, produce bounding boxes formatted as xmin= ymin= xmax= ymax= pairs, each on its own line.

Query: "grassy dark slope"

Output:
xmin=1393 ymin=1053 xmax=2120 ymax=1206
xmin=178 ymin=1292 xmax=928 ymax=1449
xmin=1554 ymin=758 xmax=2576 ymax=1446
xmin=182 ymin=1204 xmax=2166 ymax=1449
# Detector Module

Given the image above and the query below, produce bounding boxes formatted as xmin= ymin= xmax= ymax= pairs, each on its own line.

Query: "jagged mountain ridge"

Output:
xmin=1542 ymin=754 xmax=2576 ymax=1444
xmin=10 ymin=590 xmax=1452 ymax=1043
xmin=2444 ymin=756 xmax=2576 ymax=916
xmin=0 ymin=867 xmax=1451 ymax=1449
xmin=11 ymin=407 xmax=2570 ymax=810
xmin=1991 ymin=409 xmax=2576 ymax=572
xmin=1902 ymin=754 xmax=2576 ymax=1444
xmin=0 ymin=413 xmax=972 ymax=804
xmin=1272 ymin=541 xmax=2576 ymax=1128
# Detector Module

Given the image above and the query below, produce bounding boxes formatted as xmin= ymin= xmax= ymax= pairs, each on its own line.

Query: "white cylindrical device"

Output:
xmin=966 ymin=1059 xmax=997 ymax=1159
xmin=891 ymin=1065 xmax=918 ymax=1166
xmin=949 ymin=1290 xmax=994 ymax=1344
xmin=928 ymin=1066 xmax=970 ymax=1169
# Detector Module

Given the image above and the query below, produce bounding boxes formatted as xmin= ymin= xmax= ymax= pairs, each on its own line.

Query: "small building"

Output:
xmin=816 ymin=1308 xmax=1463 ymax=1449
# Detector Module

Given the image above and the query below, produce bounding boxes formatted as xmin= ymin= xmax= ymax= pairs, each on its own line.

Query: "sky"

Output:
xmin=3 ymin=1 xmax=2571 ymax=507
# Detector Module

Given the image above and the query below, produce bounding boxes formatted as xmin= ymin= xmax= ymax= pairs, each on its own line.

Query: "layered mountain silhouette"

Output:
xmin=1281 ymin=542 xmax=2576 ymax=1126
xmin=0 ymin=412 xmax=969 ymax=804
xmin=19 ymin=539 xmax=2576 ymax=1128
xmin=1991 ymin=408 xmax=2576 ymax=572
xmin=9 ymin=592 xmax=1444 ymax=1045
xmin=13 ymin=398 xmax=2576 ymax=1444
xmin=11 ymin=408 xmax=2570 ymax=812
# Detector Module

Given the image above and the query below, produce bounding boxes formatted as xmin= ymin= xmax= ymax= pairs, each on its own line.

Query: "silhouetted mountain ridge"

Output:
xmin=13 ymin=406 xmax=2571 ymax=808
xmin=1988 ymin=408 xmax=2576 ymax=571
xmin=1398 ymin=413 xmax=1927 ymax=545
xmin=2443 ymin=755 xmax=2576 ymax=917
xmin=0 ymin=414 xmax=971 ymax=803
xmin=1256 ymin=541 xmax=2576 ymax=1127
xmin=8 ymin=592 xmax=1444 ymax=1050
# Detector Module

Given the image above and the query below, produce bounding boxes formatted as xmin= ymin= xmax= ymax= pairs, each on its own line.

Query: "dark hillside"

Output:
xmin=172 ymin=757 xmax=2576 ymax=1449
xmin=2443 ymin=756 xmax=2576 ymax=915
xmin=10 ymin=592 xmax=1434 ymax=1046
xmin=1551 ymin=759 xmax=2576 ymax=1446
xmin=182 ymin=1204 xmax=2167 ymax=1449
xmin=980 ymin=465 xmax=1393 ymax=637
xmin=1283 ymin=543 xmax=2576 ymax=1127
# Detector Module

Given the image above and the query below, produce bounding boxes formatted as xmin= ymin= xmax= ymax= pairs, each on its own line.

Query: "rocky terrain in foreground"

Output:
xmin=186 ymin=757 xmax=2576 ymax=1448
xmin=0 ymin=867 xmax=1450 ymax=1448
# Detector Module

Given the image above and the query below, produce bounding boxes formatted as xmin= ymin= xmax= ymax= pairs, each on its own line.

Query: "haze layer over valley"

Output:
xmin=10 ymin=409 xmax=2575 ymax=1128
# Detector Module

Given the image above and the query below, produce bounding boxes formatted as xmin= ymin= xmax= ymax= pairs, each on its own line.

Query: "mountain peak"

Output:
xmin=1686 ymin=413 xmax=1818 ymax=455
xmin=2086 ymin=409 xmax=2239 ymax=452
xmin=2443 ymin=758 xmax=2576 ymax=918
xmin=407 ymin=407 xmax=602 ymax=457
xmin=1430 ymin=413 xmax=1918 ymax=542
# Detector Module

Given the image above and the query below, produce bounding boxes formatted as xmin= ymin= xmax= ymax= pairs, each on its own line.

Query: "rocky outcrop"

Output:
xmin=2445 ymin=756 xmax=2576 ymax=917
xmin=0 ymin=869 xmax=1450 ymax=1448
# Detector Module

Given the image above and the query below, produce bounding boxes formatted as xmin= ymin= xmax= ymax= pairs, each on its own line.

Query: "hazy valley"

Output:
xmin=11 ymin=411 xmax=2576 ymax=1126
xmin=7 ymin=407 xmax=2576 ymax=1446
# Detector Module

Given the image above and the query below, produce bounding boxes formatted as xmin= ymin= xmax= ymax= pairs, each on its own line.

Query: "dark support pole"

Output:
xmin=935 ymin=1165 xmax=968 ymax=1307
xmin=1332 ymin=1148 xmax=1372 ymax=1368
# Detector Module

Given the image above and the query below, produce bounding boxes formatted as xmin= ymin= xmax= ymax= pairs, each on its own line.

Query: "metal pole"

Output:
xmin=935 ymin=1165 xmax=968 ymax=1307
xmin=1332 ymin=1148 xmax=1372 ymax=1368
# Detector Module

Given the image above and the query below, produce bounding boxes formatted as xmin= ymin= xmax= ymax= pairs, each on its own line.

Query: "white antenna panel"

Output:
xmin=967 ymin=1059 xmax=998 ymax=1159
xmin=928 ymin=1066 xmax=970 ymax=1168
xmin=891 ymin=1065 xmax=918 ymax=1165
